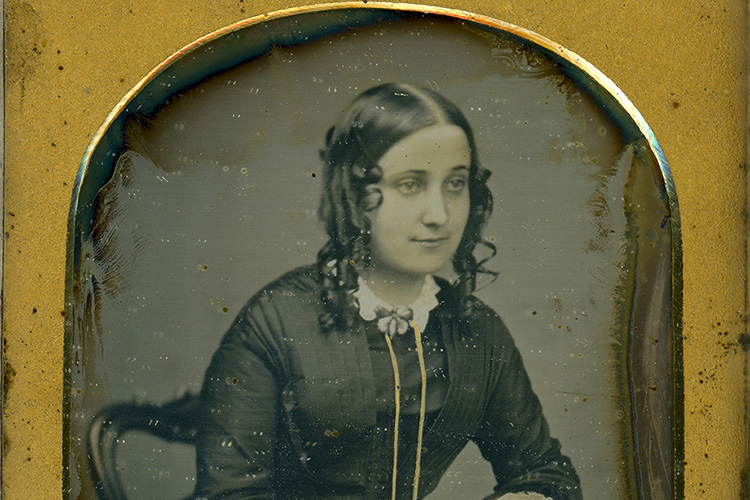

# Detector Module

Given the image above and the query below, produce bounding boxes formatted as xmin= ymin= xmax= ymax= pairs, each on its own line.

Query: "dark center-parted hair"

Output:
xmin=317 ymin=83 xmax=494 ymax=329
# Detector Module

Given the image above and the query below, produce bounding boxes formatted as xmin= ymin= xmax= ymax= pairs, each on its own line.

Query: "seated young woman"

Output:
xmin=194 ymin=83 xmax=582 ymax=500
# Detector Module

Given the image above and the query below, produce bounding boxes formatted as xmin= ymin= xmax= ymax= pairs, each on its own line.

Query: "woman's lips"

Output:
xmin=412 ymin=236 xmax=449 ymax=248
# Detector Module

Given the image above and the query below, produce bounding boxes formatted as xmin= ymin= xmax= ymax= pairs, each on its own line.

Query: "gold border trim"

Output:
xmin=66 ymin=4 xmax=682 ymax=498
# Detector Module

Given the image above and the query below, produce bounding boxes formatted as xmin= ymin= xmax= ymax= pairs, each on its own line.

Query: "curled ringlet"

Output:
xmin=359 ymin=186 xmax=383 ymax=212
xmin=474 ymin=167 xmax=492 ymax=184
xmin=351 ymin=164 xmax=367 ymax=179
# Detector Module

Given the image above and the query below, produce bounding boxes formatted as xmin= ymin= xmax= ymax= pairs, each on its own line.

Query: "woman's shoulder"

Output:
xmin=236 ymin=266 xmax=324 ymax=324
xmin=230 ymin=265 xmax=323 ymax=338
xmin=432 ymin=279 xmax=512 ymax=341
xmin=264 ymin=264 xmax=321 ymax=292
xmin=248 ymin=264 xmax=321 ymax=302
xmin=433 ymin=277 xmax=502 ymax=319
xmin=466 ymin=299 xmax=510 ymax=337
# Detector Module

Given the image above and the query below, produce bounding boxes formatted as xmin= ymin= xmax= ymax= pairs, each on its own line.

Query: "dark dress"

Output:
xmin=194 ymin=265 xmax=582 ymax=500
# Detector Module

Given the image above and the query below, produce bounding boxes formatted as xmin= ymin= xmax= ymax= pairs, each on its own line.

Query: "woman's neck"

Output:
xmin=360 ymin=269 xmax=427 ymax=306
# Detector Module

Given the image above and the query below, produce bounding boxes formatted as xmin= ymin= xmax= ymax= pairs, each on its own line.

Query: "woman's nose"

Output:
xmin=421 ymin=187 xmax=449 ymax=226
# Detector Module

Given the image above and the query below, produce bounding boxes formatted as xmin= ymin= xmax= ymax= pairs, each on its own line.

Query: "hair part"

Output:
xmin=317 ymin=83 xmax=495 ymax=329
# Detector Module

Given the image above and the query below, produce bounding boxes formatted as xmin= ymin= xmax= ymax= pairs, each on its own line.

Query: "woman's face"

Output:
xmin=366 ymin=123 xmax=471 ymax=280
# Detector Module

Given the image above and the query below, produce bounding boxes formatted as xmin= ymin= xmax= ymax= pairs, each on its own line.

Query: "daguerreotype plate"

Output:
xmin=65 ymin=3 xmax=682 ymax=499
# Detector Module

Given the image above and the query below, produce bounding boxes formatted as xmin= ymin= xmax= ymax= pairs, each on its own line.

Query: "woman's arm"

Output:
xmin=473 ymin=318 xmax=582 ymax=500
xmin=194 ymin=305 xmax=285 ymax=500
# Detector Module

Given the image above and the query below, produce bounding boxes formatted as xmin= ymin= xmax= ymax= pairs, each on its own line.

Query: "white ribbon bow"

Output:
xmin=374 ymin=305 xmax=414 ymax=338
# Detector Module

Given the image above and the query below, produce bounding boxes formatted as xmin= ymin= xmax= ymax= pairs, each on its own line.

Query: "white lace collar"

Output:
xmin=353 ymin=275 xmax=441 ymax=334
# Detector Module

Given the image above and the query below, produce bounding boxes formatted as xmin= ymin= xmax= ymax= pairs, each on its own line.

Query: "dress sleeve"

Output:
xmin=194 ymin=299 xmax=286 ymax=500
xmin=473 ymin=316 xmax=582 ymax=500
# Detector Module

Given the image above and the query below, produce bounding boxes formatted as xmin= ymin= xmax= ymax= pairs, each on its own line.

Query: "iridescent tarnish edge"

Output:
xmin=64 ymin=2 xmax=684 ymax=498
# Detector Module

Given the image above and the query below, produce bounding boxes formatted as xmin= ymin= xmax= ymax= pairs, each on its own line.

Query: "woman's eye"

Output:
xmin=396 ymin=180 xmax=423 ymax=195
xmin=445 ymin=177 xmax=467 ymax=192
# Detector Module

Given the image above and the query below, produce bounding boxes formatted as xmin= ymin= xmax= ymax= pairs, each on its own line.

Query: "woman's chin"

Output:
xmin=390 ymin=261 xmax=449 ymax=279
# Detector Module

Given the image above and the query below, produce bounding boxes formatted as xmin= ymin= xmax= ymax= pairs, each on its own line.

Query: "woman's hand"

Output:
xmin=497 ymin=493 xmax=552 ymax=500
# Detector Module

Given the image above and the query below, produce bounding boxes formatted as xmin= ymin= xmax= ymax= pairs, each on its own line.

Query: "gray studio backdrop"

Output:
xmin=69 ymin=16 xmax=670 ymax=499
